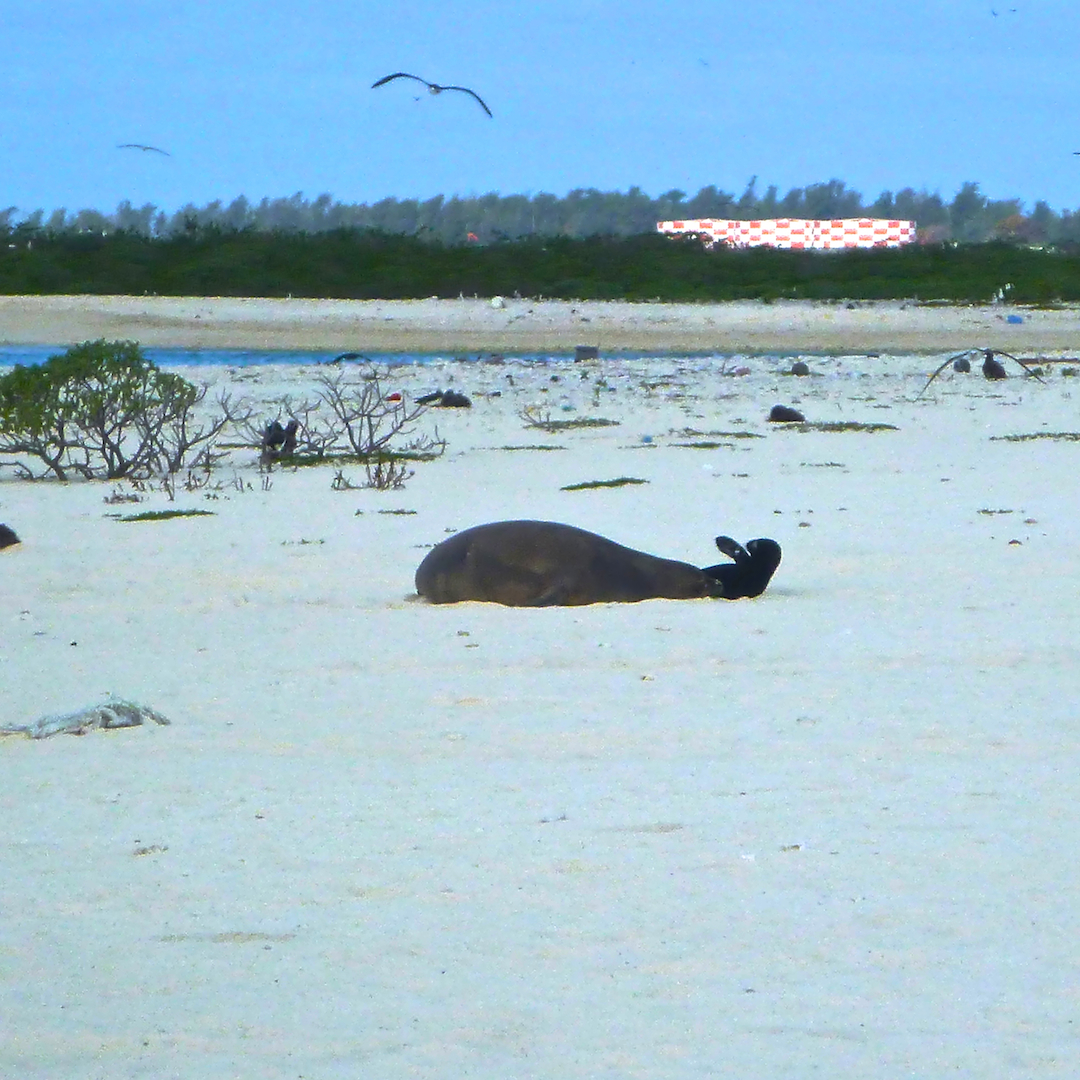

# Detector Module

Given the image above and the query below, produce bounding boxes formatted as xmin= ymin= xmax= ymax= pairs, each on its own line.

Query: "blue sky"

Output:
xmin=4 ymin=0 xmax=1079 ymax=219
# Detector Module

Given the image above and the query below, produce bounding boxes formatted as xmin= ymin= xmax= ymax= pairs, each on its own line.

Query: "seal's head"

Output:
xmin=704 ymin=537 xmax=781 ymax=599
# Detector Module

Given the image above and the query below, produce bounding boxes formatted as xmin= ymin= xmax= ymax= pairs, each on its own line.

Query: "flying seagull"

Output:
xmin=371 ymin=72 xmax=492 ymax=117
xmin=117 ymin=143 xmax=171 ymax=156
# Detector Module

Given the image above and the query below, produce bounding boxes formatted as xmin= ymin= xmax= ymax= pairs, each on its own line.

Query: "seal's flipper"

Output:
xmin=714 ymin=536 xmax=749 ymax=563
xmin=529 ymin=577 xmax=576 ymax=606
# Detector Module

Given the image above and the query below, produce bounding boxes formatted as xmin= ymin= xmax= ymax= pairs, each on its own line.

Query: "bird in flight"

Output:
xmin=117 ymin=143 xmax=171 ymax=156
xmin=371 ymin=72 xmax=492 ymax=117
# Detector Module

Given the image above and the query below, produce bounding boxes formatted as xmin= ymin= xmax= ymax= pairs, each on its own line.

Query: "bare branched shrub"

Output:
xmin=315 ymin=367 xmax=445 ymax=459
xmin=183 ymin=464 xmax=221 ymax=492
xmin=242 ymin=366 xmax=445 ymax=491
xmin=519 ymin=405 xmax=619 ymax=432
xmin=0 ymin=460 xmax=34 ymax=480
xmin=239 ymin=396 xmax=337 ymax=465
xmin=103 ymin=486 xmax=142 ymax=504
xmin=278 ymin=396 xmax=338 ymax=458
xmin=331 ymin=469 xmax=360 ymax=491
xmin=150 ymin=388 xmax=252 ymax=474
xmin=364 ymin=456 xmax=414 ymax=490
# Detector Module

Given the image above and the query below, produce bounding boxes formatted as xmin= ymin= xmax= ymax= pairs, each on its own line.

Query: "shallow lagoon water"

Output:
xmin=0 ymin=343 xmax=851 ymax=369
xmin=0 ymin=344 xmax=455 ymax=368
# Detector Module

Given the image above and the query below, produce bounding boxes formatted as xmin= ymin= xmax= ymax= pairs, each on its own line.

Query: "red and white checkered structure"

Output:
xmin=656 ymin=218 xmax=917 ymax=249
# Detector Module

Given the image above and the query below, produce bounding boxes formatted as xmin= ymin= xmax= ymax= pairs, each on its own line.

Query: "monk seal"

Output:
xmin=415 ymin=520 xmax=781 ymax=606
xmin=0 ymin=524 xmax=19 ymax=549
xmin=768 ymin=405 xmax=805 ymax=423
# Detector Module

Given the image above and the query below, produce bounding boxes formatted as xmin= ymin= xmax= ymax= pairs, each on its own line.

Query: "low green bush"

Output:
xmin=0 ymin=339 xmax=241 ymax=480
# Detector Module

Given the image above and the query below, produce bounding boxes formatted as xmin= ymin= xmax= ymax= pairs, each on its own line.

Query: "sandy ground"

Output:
xmin=2 ymin=293 xmax=1080 ymax=353
xmin=3 ymin=335 xmax=1080 ymax=1077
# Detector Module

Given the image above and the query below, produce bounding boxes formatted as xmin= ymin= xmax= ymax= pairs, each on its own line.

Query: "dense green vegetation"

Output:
xmin=2 ymin=229 xmax=1079 ymax=303
xmin=5 ymin=179 xmax=1078 ymax=245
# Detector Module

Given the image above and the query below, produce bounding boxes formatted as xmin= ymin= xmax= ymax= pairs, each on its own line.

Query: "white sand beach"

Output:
xmin=2 ymin=293 xmax=1080 ymax=353
xmin=3 ymin=308 xmax=1080 ymax=1076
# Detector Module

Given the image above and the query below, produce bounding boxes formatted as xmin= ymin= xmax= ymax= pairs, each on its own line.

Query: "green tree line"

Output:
xmin=3 ymin=179 xmax=1079 ymax=245
xmin=2 ymin=230 xmax=1079 ymax=303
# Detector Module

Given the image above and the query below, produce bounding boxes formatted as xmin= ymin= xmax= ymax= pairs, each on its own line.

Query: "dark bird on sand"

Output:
xmin=326 ymin=352 xmax=373 ymax=365
xmin=372 ymin=72 xmax=493 ymax=117
xmin=117 ymin=143 xmax=171 ymax=156
xmin=982 ymin=349 xmax=1008 ymax=380
xmin=260 ymin=419 xmax=299 ymax=464
xmin=918 ymin=348 xmax=1044 ymax=396
xmin=415 ymin=520 xmax=781 ymax=606
xmin=417 ymin=389 xmax=472 ymax=408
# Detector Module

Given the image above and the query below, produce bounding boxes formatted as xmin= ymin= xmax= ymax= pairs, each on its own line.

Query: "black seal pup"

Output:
xmin=0 ymin=524 xmax=19 ymax=549
xmin=415 ymin=520 xmax=781 ymax=606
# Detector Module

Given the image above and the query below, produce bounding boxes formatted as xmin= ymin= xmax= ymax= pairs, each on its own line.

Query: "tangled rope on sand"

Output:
xmin=0 ymin=699 xmax=171 ymax=739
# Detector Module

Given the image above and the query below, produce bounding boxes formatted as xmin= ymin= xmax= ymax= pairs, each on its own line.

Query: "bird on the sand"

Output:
xmin=982 ymin=349 xmax=1008 ymax=380
xmin=371 ymin=72 xmax=492 ymax=117
xmin=917 ymin=348 xmax=1045 ymax=396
